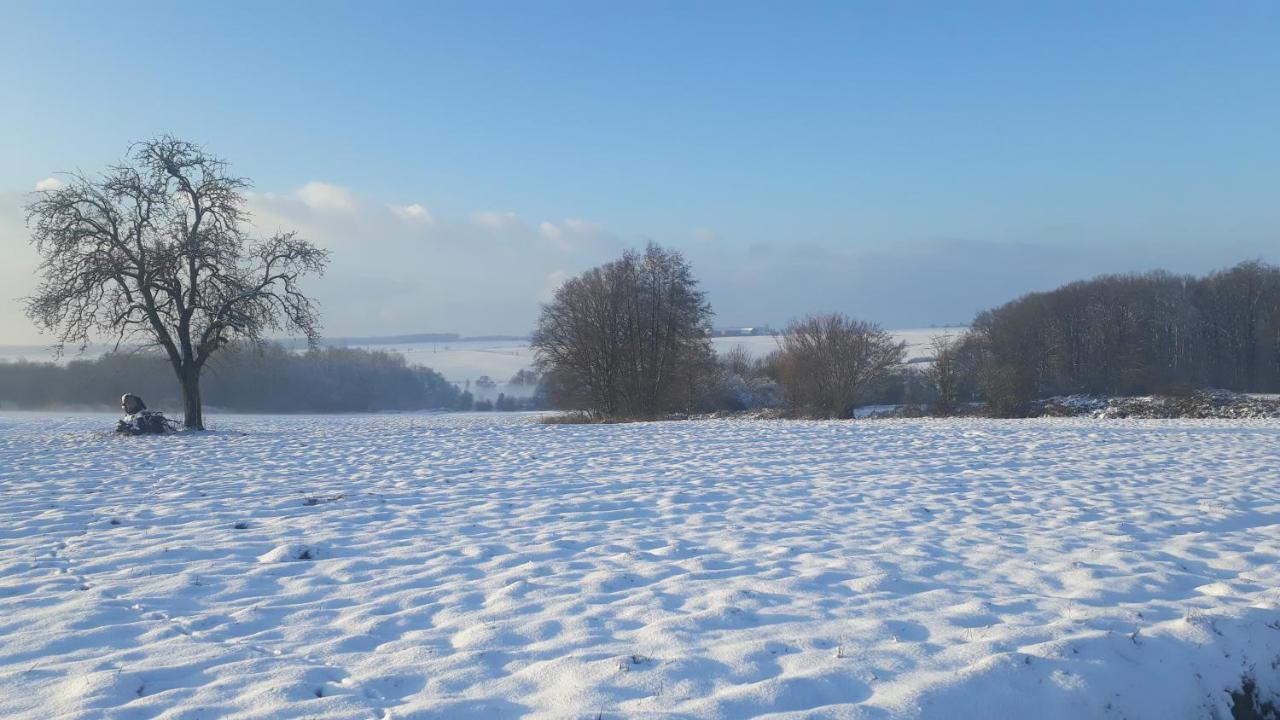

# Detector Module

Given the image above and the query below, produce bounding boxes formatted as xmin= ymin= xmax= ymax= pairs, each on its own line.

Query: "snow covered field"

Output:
xmin=2 ymin=412 xmax=1279 ymax=719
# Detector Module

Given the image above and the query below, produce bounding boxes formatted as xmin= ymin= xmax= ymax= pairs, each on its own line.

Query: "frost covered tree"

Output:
xmin=24 ymin=136 xmax=329 ymax=429
xmin=532 ymin=243 xmax=714 ymax=418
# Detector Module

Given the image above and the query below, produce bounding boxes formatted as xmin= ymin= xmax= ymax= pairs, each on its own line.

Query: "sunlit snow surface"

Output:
xmin=2 ymin=412 xmax=1278 ymax=719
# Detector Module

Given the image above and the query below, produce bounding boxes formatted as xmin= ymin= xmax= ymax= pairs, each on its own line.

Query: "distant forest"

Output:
xmin=967 ymin=260 xmax=1280 ymax=413
xmin=2 ymin=259 xmax=1277 ymax=417
xmin=0 ymin=344 xmax=546 ymax=413
xmin=761 ymin=259 xmax=1280 ymax=417
xmin=536 ymin=256 xmax=1280 ymax=419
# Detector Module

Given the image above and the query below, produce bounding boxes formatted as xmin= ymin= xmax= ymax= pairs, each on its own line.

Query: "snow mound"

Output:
xmin=258 ymin=543 xmax=324 ymax=563
xmin=1035 ymin=390 xmax=1280 ymax=419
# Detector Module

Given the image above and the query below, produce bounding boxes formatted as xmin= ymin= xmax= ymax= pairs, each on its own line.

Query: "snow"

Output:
xmin=1035 ymin=392 xmax=1280 ymax=419
xmin=2 ymin=412 xmax=1278 ymax=719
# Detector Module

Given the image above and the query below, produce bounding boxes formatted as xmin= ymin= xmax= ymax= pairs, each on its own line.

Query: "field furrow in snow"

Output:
xmin=1 ymin=413 xmax=1278 ymax=719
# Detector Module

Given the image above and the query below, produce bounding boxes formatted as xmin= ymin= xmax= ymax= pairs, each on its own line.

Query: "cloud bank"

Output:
xmin=1 ymin=178 xmax=1276 ymax=345
xmin=243 ymin=184 xmax=624 ymax=338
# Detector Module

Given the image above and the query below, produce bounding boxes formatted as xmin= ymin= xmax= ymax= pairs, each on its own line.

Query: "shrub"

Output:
xmin=776 ymin=314 xmax=906 ymax=418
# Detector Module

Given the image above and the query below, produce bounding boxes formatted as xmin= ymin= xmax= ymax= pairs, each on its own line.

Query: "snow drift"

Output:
xmin=1 ymin=412 xmax=1277 ymax=718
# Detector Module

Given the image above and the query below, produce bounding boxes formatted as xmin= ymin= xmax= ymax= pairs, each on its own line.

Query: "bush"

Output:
xmin=775 ymin=314 xmax=906 ymax=418
xmin=695 ymin=344 xmax=782 ymax=412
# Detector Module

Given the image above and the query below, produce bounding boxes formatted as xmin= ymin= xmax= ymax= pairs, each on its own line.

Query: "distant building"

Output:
xmin=711 ymin=326 xmax=774 ymax=338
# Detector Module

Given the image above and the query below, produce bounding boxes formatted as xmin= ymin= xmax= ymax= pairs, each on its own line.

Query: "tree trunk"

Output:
xmin=181 ymin=365 xmax=204 ymax=430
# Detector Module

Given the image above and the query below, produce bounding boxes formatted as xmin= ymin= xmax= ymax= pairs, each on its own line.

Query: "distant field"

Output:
xmin=1 ymin=412 xmax=1277 ymax=718
xmin=331 ymin=329 xmax=951 ymax=385
xmin=0 ymin=329 xmax=960 ymax=386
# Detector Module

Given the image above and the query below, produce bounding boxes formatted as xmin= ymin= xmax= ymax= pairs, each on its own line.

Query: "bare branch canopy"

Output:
xmin=25 ymin=136 xmax=329 ymax=429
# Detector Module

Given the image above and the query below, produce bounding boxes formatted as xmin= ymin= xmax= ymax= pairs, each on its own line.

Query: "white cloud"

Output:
xmin=537 ymin=221 xmax=563 ymax=240
xmin=561 ymin=218 xmax=602 ymax=233
xmin=471 ymin=210 xmax=519 ymax=230
xmin=237 ymin=191 xmax=624 ymax=337
xmin=391 ymin=203 xmax=435 ymax=224
xmin=296 ymin=181 xmax=356 ymax=213
xmin=538 ymin=217 xmax=610 ymax=252
xmin=34 ymin=177 xmax=64 ymax=191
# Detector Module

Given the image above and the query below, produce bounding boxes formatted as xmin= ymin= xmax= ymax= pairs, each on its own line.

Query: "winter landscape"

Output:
xmin=6 ymin=3 xmax=1280 ymax=718
xmin=3 ymin=412 xmax=1279 ymax=719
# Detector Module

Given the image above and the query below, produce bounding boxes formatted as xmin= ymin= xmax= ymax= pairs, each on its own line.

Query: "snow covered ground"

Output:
xmin=2 ymin=412 xmax=1278 ymax=719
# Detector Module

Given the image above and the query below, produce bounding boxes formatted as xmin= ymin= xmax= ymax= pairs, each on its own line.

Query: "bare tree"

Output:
xmin=925 ymin=334 xmax=962 ymax=414
xmin=721 ymin=344 xmax=755 ymax=378
xmin=532 ymin=243 xmax=713 ymax=418
xmin=777 ymin=313 xmax=905 ymax=418
xmin=25 ymin=136 xmax=329 ymax=429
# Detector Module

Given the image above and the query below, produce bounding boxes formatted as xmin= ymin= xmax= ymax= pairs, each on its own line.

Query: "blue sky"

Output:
xmin=2 ymin=1 xmax=1278 ymax=341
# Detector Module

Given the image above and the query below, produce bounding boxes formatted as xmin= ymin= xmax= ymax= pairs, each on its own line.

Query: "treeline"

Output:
xmin=967 ymin=260 xmax=1280 ymax=414
xmin=534 ymin=246 xmax=1280 ymax=420
xmin=9 ymin=250 xmax=1275 ymax=420
xmin=532 ymin=243 xmax=917 ymax=420
xmin=0 ymin=343 xmax=547 ymax=413
xmin=712 ymin=260 xmax=1280 ymax=418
